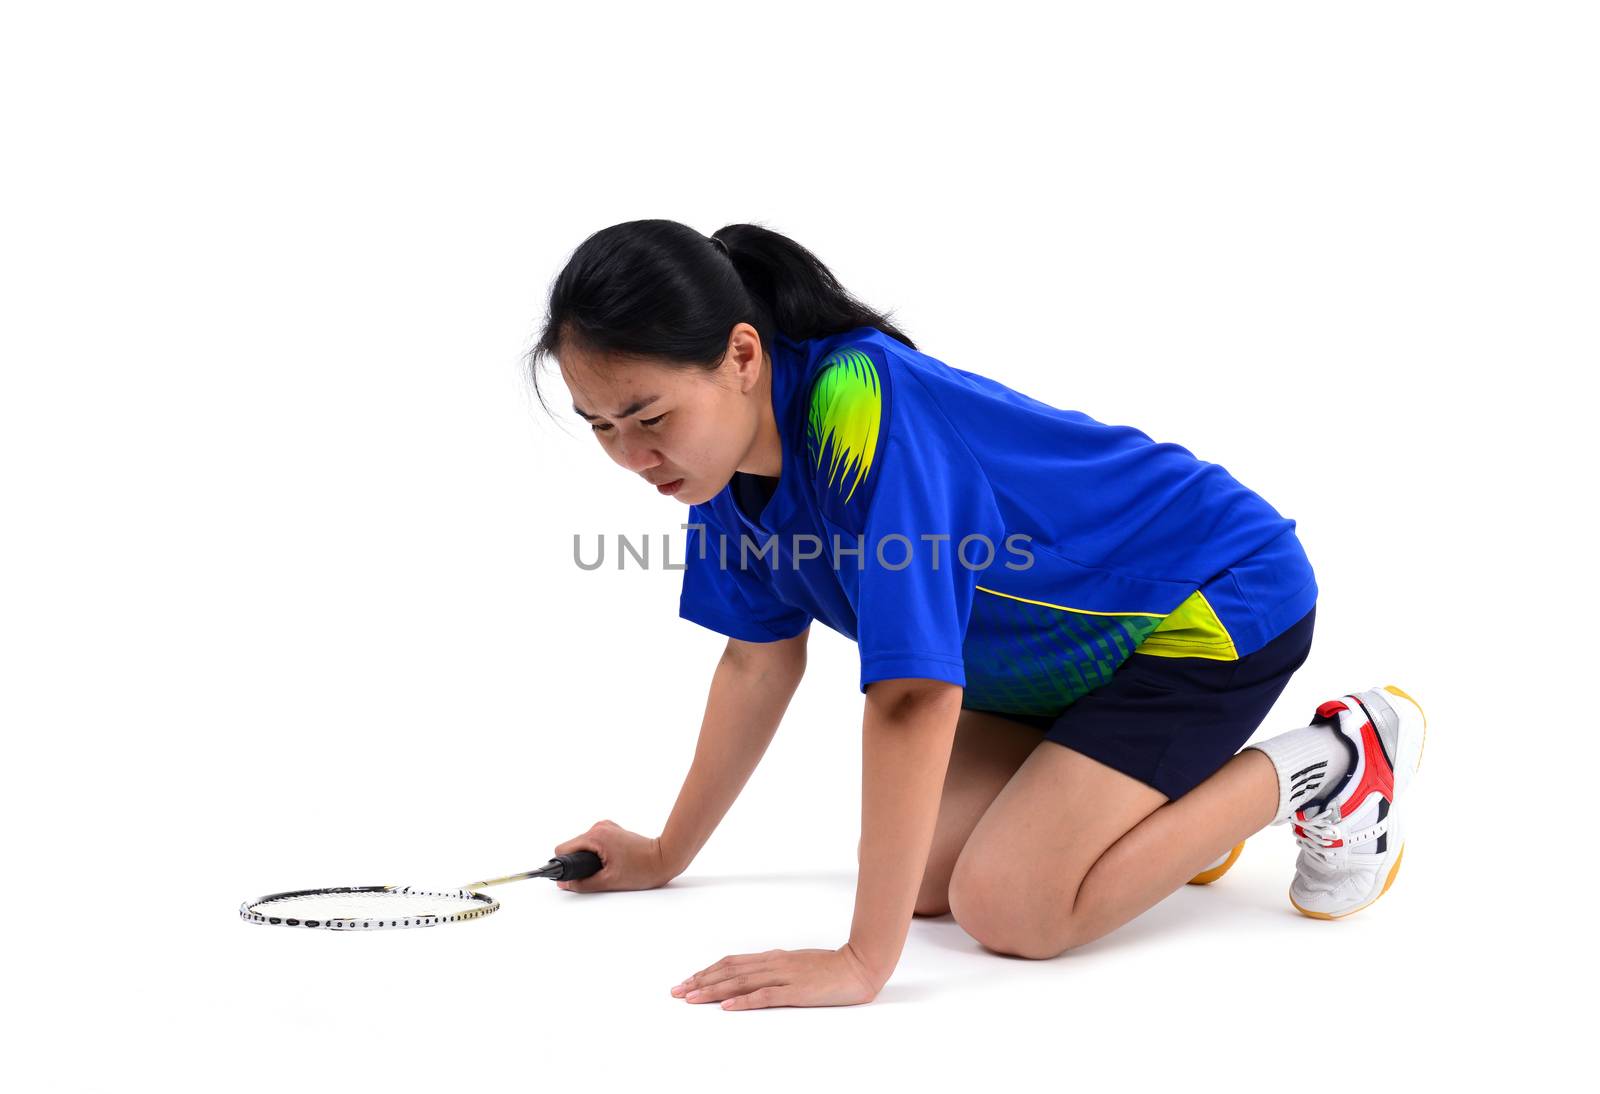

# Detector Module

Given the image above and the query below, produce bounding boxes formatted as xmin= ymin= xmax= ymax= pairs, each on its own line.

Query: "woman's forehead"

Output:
xmin=561 ymin=346 xmax=660 ymax=385
xmin=560 ymin=350 xmax=699 ymax=411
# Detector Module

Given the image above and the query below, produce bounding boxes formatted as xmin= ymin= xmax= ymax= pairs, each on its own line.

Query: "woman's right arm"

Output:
xmin=657 ymin=626 xmax=810 ymax=878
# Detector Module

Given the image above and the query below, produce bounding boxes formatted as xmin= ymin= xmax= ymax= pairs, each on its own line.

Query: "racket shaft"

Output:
xmin=467 ymin=850 xmax=602 ymax=889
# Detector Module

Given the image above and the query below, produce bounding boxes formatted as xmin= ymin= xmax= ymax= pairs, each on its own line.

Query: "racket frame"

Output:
xmin=238 ymin=885 xmax=499 ymax=930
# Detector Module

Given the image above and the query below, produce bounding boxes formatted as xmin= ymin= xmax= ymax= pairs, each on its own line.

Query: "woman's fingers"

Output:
xmin=676 ymin=953 xmax=775 ymax=998
xmin=682 ymin=969 xmax=784 ymax=1004
xmin=687 ymin=952 xmax=761 ymax=982
xmin=721 ymin=987 xmax=788 ymax=1010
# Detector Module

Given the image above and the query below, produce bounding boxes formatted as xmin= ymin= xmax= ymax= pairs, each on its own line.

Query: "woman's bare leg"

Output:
xmin=947 ymin=744 xmax=1279 ymax=958
xmin=1062 ymin=748 xmax=1279 ymax=946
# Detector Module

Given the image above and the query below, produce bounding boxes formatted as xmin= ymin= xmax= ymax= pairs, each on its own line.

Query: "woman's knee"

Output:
xmin=947 ymin=858 xmax=1078 ymax=959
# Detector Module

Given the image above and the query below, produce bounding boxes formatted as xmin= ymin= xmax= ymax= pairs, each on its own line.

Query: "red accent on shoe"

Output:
xmin=1316 ymin=699 xmax=1350 ymax=720
xmin=1337 ymin=716 xmax=1395 ymax=818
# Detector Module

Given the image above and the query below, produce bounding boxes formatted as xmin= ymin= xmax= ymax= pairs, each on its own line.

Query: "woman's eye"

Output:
xmin=591 ymin=414 xmax=663 ymax=434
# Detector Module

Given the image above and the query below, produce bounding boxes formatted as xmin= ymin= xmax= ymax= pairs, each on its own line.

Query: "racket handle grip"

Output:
xmin=551 ymin=851 xmax=603 ymax=881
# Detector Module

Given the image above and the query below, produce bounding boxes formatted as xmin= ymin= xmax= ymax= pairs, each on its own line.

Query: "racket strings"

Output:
xmin=244 ymin=887 xmax=495 ymax=926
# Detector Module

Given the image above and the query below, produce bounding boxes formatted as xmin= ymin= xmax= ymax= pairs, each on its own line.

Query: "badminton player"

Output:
xmin=526 ymin=220 xmax=1426 ymax=1010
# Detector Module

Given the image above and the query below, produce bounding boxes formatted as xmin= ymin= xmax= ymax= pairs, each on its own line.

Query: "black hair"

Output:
xmin=525 ymin=219 xmax=915 ymax=418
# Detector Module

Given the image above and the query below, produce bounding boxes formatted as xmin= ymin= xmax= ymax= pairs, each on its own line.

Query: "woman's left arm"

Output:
xmin=847 ymin=678 xmax=963 ymax=986
xmin=672 ymin=678 xmax=962 ymax=1009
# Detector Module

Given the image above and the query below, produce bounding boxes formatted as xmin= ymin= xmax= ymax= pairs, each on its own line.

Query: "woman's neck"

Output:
xmin=739 ymin=353 xmax=783 ymax=478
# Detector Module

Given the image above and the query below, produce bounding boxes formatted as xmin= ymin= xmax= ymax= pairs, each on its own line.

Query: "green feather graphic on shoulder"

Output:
xmin=806 ymin=348 xmax=882 ymax=504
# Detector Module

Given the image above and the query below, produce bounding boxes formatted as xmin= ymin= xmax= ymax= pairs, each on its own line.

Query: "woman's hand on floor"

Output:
xmin=670 ymin=943 xmax=883 ymax=1010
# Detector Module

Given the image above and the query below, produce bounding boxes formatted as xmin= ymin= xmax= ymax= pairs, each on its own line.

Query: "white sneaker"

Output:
xmin=1287 ymin=685 xmax=1428 ymax=919
xmin=1188 ymin=841 xmax=1246 ymax=885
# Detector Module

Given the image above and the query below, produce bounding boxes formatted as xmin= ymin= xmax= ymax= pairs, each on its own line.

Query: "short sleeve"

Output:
xmin=806 ymin=343 xmax=1005 ymax=693
xmin=677 ymin=503 xmax=813 ymax=642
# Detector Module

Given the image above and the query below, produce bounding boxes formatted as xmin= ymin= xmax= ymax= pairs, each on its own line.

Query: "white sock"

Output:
xmin=1246 ymin=723 xmax=1356 ymax=825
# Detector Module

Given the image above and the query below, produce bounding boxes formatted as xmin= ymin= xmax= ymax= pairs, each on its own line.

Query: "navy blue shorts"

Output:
xmin=963 ymin=604 xmax=1316 ymax=801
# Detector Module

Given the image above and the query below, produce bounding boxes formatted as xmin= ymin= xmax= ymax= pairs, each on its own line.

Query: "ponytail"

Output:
xmin=526 ymin=219 xmax=914 ymax=417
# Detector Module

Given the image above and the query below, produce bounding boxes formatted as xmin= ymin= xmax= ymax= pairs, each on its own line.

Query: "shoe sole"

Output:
xmin=1289 ymin=843 xmax=1406 ymax=919
xmin=1187 ymin=840 xmax=1245 ymax=885
xmin=1289 ymin=685 xmax=1426 ymax=920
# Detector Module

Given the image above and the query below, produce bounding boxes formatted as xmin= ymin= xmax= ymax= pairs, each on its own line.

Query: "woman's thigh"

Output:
xmin=908 ymin=707 xmax=1046 ymax=917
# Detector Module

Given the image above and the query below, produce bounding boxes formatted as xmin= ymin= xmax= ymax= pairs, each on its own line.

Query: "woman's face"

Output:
xmin=558 ymin=324 xmax=770 ymax=507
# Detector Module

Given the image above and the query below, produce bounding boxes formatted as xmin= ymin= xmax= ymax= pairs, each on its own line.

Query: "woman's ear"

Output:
xmin=726 ymin=322 xmax=766 ymax=394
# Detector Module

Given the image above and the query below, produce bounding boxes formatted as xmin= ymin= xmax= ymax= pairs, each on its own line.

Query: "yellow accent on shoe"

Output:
xmin=1288 ymin=843 xmax=1407 ymax=920
xmin=1382 ymin=684 xmax=1427 ymax=770
xmin=1187 ymin=840 xmax=1246 ymax=885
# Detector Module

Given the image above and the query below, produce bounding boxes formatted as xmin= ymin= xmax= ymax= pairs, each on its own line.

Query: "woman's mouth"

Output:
xmin=656 ymin=478 xmax=685 ymax=496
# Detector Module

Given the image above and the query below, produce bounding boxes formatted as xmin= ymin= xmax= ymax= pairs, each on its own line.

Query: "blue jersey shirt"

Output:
xmin=678 ymin=327 xmax=1318 ymax=716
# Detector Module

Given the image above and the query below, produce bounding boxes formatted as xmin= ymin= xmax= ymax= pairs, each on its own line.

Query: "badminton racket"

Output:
xmin=239 ymin=851 xmax=603 ymax=930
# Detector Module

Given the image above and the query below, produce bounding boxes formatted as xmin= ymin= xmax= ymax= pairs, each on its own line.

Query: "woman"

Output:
xmin=528 ymin=219 xmax=1427 ymax=1010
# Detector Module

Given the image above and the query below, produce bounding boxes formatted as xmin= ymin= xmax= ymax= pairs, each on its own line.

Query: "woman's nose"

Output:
xmin=614 ymin=434 xmax=660 ymax=473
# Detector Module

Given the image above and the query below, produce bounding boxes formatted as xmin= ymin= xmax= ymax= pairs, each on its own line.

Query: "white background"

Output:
xmin=3 ymin=2 xmax=1592 ymax=1090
